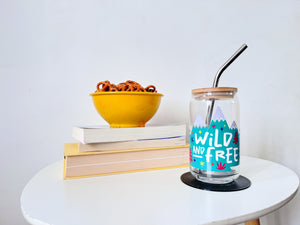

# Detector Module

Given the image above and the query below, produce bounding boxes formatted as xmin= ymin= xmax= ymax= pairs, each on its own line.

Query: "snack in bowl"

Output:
xmin=95 ymin=80 xmax=157 ymax=93
xmin=90 ymin=80 xmax=163 ymax=128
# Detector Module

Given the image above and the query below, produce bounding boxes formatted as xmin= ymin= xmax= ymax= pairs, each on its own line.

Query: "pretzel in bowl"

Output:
xmin=96 ymin=80 xmax=157 ymax=93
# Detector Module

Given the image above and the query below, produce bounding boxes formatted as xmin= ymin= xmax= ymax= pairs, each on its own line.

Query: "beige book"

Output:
xmin=63 ymin=143 xmax=189 ymax=179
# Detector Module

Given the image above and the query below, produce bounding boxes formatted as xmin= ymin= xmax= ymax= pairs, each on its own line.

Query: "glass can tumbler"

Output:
xmin=189 ymin=87 xmax=240 ymax=184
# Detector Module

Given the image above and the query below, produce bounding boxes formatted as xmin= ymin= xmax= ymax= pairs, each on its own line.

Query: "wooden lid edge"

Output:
xmin=192 ymin=87 xmax=238 ymax=94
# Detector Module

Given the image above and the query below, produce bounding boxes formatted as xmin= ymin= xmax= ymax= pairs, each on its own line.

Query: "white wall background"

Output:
xmin=1 ymin=0 xmax=300 ymax=224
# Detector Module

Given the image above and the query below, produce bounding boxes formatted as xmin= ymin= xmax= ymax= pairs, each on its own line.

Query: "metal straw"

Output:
xmin=205 ymin=44 xmax=248 ymax=126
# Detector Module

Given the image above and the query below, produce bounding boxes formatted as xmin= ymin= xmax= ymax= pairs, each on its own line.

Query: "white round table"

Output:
xmin=21 ymin=156 xmax=299 ymax=225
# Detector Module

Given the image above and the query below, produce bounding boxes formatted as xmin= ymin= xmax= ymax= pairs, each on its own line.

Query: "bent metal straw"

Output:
xmin=205 ymin=44 xmax=248 ymax=126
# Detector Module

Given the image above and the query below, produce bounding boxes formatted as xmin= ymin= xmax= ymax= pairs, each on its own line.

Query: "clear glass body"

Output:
xmin=189 ymin=88 xmax=240 ymax=184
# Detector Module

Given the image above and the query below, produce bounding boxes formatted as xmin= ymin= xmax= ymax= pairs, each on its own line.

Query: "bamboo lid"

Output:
xmin=192 ymin=87 xmax=237 ymax=99
xmin=192 ymin=87 xmax=237 ymax=95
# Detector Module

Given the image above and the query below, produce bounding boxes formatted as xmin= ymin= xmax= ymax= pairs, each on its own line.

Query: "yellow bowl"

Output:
xmin=90 ymin=92 xmax=163 ymax=128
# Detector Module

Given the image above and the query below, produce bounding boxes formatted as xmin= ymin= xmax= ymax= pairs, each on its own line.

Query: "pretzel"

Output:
xmin=109 ymin=84 xmax=118 ymax=91
xmin=96 ymin=80 xmax=110 ymax=92
xmin=95 ymin=80 xmax=157 ymax=93
xmin=145 ymin=85 xmax=157 ymax=93
xmin=117 ymin=83 xmax=129 ymax=91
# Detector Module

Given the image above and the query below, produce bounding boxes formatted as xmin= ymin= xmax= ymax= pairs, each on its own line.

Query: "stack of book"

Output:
xmin=63 ymin=124 xmax=189 ymax=179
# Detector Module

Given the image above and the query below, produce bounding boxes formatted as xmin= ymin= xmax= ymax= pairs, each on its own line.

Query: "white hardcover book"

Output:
xmin=72 ymin=124 xmax=186 ymax=144
xmin=78 ymin=136 xmax=186 ymax=152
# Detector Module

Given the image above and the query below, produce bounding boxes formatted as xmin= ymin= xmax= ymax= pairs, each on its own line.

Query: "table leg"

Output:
xmin=245 ymin=218 xmax=260 ymax=225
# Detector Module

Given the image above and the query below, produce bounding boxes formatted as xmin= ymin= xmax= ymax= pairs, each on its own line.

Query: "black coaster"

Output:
xmin=181 ymin=172 xmax=251 ymax=192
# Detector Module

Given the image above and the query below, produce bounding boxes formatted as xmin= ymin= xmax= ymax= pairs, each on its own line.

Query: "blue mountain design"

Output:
xmin=230 ymin=121 xmax=237 ymax=129
xmin=212 ymin=106 xmax=226 ymax=121
xmin=193 ymin=113 xmax=206 ymax=127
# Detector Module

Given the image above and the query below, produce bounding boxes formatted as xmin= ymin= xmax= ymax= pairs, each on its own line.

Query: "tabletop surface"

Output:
xmin=21 ymin=156 xmax=299 ymax=225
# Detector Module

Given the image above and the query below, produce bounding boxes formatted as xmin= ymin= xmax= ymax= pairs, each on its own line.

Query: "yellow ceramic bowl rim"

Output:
xmin=90 ymin=92 xmax=163 ymax=96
